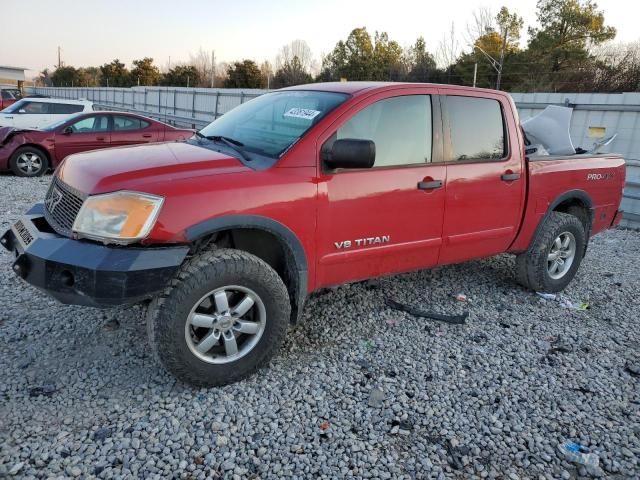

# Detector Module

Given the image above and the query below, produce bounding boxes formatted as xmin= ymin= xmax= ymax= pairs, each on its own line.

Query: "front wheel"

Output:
xmin=9 ymin=147 xmax=49 ymax=177
xmin=147 ymin=249 xmax=290 ymax=387
xmin=515 ymin=212 xmax=586 ymax=293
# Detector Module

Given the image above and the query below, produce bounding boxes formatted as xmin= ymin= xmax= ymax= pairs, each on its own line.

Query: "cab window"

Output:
xmin=446 ymin=96 xmax=506 ymax=161
xmin=337 ymin=95 xmax=432 ymax=167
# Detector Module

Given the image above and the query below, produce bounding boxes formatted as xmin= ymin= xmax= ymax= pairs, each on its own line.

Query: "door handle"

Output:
xmin=142 ymin=133 xmax=153 ymax=138
xmin=501 ymin=173 xmax=520 ymax=182
xmin=417 ymin=180 xmax=443 ymax=190
xmin=96 ymin=136 xmax=106 ymax=141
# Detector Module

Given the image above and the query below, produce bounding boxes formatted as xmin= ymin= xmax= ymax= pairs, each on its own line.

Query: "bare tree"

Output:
xmin=189 ymin=47 xmax=218 ymax=87
xmin=260 ymin=61 xmax=274 ymax=88
xmin=436 ymin=22 xmax=461 ymax=74
xmin=275 ymin=40 xmax=314 ymax=72
xmin=465 ymin=7 xmax=495 ymax=46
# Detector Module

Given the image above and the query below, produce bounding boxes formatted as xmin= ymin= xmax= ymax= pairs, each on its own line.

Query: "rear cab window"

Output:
xmin=445 ymin=96 xmax=506 ymax=161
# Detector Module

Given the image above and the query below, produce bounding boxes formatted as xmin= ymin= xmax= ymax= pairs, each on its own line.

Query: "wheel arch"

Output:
xmin=530 ymin=189 xmax=594 ymax=256
xmin=185 ymin=215 xmax=308 ymax=323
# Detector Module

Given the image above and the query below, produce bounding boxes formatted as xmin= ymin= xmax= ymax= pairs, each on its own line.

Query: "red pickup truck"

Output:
xmin=1 ymin=83 xmax=625 ymax=386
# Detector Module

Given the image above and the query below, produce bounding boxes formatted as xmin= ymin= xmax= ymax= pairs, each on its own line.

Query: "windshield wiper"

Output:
xmin=196 ymin=132 xmax=251 ymax=162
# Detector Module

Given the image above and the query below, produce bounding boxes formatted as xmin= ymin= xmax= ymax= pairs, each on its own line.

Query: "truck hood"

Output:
xmin=58 ymin=141 xmax=248 ymax=193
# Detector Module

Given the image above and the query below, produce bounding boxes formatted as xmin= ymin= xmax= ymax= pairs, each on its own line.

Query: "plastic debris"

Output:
xmin=319 ymin=421 xmax=330 ymax=431
xmin=559 ymin=298 xmax=590 ymax=311
xmin=28 ymin=384 xmax=57 ymax=397
xmin=368 ymin=388 xmax=385 ymax=407
xmin=359 ymin=339 xmax=375 ymax=350
xmin=454 ymin=293 xmax=469 ymax=302
xmin=385 ymin=318 xmax=400 ymax=327
xmin=385 ymin=299 xmax=468 ymax=325
xmin=559 ymin=441 xmax=601 ymax=474
xmin=536 ymin=292 xmax=557 ymax=300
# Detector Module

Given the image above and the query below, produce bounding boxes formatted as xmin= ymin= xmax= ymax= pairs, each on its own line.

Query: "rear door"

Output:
xmin=110 ymin=115 xmax=158 ymax=146
xmin=438 ymin=90 xmax=525 ymax=264
xmin=54 ymin=114 xmax=111 ymax=159
xmin=315 ymin=88 xmax=447 ymax=287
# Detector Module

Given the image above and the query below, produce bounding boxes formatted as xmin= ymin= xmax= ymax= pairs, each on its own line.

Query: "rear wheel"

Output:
xmin=516 ymin=212 xmax=586 ymax=293
xmin=9 ymin=147 xmax=49 ymax=177
xmin=147 ymin=249 xmax=290 ymax=387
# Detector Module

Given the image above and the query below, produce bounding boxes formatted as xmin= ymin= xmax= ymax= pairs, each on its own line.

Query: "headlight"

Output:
xmin=72 ymin=191 xmax=164 ymax=244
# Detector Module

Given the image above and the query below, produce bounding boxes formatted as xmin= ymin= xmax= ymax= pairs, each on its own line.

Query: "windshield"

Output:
xmin=1 ymin=99 xmax=28 ymax=113
xmin=199 ymin=91 xmax=348 ymax=158
xmin=41 ymin=113 xmax=82 ymax=131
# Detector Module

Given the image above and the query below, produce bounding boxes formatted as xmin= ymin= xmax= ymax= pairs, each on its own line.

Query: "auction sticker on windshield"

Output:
xmin=283 ymin=108 xmax=321 ymax=120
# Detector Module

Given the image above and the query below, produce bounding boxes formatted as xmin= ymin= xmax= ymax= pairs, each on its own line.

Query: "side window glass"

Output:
xmin=21 ymin=102 xmax=48 ymax=114
xmin=49 ymin=103 xmax=83 ymax=114
xmin=337 ymin=95 xmax=432 ymax=167
xmin=113 ymin=116 xmax=150 ymax=131
xmin=447 ymin=96 xmax=506 ymax=161
xmin=70 ymin=116 xmax=109 ymax=132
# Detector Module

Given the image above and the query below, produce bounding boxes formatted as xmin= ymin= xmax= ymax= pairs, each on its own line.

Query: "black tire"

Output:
xmin=9 ymin=146 xmax=49 ymax=177
xmin=146 ymin=249 xmax=290 ymax=387
xmin=515 ymin=211 xmax=586 ymax=293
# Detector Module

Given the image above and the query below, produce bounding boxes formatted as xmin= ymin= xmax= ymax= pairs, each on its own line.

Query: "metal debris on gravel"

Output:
xmin=0 ymin=175 xmax=639 ymax=479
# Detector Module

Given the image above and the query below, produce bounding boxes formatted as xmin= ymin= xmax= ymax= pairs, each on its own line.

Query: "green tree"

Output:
xmin=161 ymin=65 xmax=200 ymax=87
xmin=99 ymin=59 xmax=132 ymax=87
xmin=77 ymin=67 xmax=101 ymax=87
xmin=372 ymin=32 xmax=404 ymax=80
xmin=320 ymin=27 xmax=407 ymax=81
xmin=272 ymin=56 xmax=312 ymax=88
xmin=406 ymin=37 xmax=437 ymax=82
xmin=526 ymin=0 xmax=616 ymax=89
xmin=51 ymin=66 xmax=80 ymax=87
xmin=131 ymin=57 xmax=161 ymax=86
xmin=224 ymin=60 xmax=263 ymax=88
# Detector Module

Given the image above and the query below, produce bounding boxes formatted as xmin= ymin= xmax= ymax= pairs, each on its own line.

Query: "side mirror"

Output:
xmin=323 ymin=138 xmax=375 ymax=170
xmin=63 ymin=126 xmax=73 ymax=134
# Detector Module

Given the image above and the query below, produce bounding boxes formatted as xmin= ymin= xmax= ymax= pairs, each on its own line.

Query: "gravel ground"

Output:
xmin=0 ymin=174 xmax=639 ymax=480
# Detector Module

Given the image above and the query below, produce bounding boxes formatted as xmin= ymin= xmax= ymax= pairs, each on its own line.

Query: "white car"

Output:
xmin=0 ymin=98 xmax=95 ymax=129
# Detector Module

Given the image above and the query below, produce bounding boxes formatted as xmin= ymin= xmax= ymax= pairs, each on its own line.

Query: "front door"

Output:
xmin=316 ymin=90 xmax=447 ymax=287
xmin=438 ymin=90 xmax=525 ymax=264
xmin=55 ymin=114 xmax=111 ymax=160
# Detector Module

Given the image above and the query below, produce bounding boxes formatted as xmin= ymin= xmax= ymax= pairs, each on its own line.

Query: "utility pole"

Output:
xmin=168 ymin=56 xmax=171 ymax=71
xmin=211 ymin=50 xmax=215 ymax=88
xmin=57 ymin=46 xmax=62 ymax=68
xmin=474 ymin=45 xmax=502 ymax=90
xmin=473 ymin=62 xmax=478 ymax=88
xmin=496 ymin=28 xmax=508 ymax=90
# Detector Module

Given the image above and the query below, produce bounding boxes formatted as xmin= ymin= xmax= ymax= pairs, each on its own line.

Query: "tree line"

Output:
xmin=39 ymin=0 xmax=640 ymax=93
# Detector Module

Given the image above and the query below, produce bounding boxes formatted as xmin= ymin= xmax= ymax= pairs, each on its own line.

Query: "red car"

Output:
xmin=2 ymin=82 xmax=626 ymax=386
xmin=0 ymin=111 xmax=194 ymax=176
xmin=0 ymin=87 xmax=22 ymax=111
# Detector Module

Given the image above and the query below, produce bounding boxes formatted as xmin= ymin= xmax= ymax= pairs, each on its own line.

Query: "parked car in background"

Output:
xmin=0 ymin=87 xmax=22 ymax=110
xmin=0 ymin=112 xmax=194 ymax=176
xmin=0 ymin=98 xmax=94 ymax=129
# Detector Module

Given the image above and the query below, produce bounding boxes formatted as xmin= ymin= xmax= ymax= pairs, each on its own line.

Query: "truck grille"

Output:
xmin=43 ymin=177 xmax=87 ymax=237
xmin=13 ymin=219 xmax=34 ymax=246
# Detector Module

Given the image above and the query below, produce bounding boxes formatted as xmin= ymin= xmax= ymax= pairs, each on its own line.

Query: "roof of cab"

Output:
xmin=282 ymin=81 xmax=505 ymax=97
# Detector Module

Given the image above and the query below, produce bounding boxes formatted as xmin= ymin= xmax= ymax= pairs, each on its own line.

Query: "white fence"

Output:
xmin=29 ymin=87 xmax=640 ymax=228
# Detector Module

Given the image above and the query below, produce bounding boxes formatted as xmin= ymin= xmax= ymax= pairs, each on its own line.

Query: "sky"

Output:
xmin=1 ymin=0 xmax=638 ymax=78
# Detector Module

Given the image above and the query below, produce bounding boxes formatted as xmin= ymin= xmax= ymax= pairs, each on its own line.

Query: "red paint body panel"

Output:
xmin=0 ymin=112 xmax=192 ymax=171
xmin=47 ymin=83 xmax=626 ymax=294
